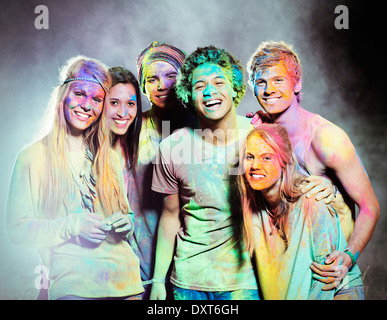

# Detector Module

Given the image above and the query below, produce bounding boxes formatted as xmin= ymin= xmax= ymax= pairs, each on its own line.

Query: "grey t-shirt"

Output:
xmin=152 ymin=119 xmax=258 ymax=291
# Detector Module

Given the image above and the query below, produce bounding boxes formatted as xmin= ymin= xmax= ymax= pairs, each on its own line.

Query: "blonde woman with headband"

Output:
xmin=6 ymin=56 xmax=143 ymax=300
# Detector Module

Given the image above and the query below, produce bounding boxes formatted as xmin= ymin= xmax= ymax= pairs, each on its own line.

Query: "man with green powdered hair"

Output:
xmin=150 ymin=46 xmax=259 ymax=300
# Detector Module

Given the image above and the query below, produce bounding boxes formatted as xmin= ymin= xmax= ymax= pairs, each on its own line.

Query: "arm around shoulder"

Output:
xmin=312 ymin=123 xmax=380 ymax=259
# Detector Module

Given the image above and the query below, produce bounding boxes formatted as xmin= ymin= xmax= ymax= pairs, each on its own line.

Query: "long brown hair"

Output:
xmin=237 ymin=124 xmax=306 ymax=254
xmin=93 ymin=67 xmax=143 ymax=217
xmin=107 ymin=66 xmax=142 ymax=173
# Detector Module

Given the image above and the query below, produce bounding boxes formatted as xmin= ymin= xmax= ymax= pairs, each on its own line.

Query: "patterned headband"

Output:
xmin=136 ymin=41 xmax=186 ymax=93
xmin=63 ymin=77 xmax=109 ymax=93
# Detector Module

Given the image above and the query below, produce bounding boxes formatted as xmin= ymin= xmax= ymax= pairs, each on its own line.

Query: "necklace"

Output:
xmin=266 ymin=208 xmax=279 ymax=236
xmin=67 ymin=145 xmax=96 ymax=213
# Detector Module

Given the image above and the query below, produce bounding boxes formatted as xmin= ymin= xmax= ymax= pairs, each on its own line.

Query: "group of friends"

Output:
xmin=6 ymin=41 xmax=380 ymax=300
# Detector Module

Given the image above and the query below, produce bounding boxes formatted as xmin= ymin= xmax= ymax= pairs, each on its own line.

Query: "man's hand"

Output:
xmin=246 ymin=110 xmax=273 ymax=127
xmin=302 ymin=175 xmax=335 ymax=204
xmin=310 ymin=250 xmax=352 ymax=290
xmin=150 ymin=283 xmax=167 ymax=300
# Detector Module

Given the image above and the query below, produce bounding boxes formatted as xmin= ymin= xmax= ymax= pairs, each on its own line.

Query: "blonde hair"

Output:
xmin=39 ymin=55 xmax=128 ymax=218
xmin=247 ymin=41 xmax=303 ymax=102
xmin=237 ymin=124 xmax=306 ymax=254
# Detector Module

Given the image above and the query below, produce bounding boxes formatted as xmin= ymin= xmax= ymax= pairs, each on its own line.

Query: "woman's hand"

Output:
xmin=310 ymin=250 xmax=352 ymax=290
xmin=302 ymin=175 xmax=335 ymax=204
xmin=78 ymin=213 xmax=111 ymax=244
xmin=104 ymin=211 xmax=134 ymax=238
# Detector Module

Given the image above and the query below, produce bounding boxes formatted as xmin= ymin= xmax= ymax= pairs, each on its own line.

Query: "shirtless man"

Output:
xmin=246 ymin=41 xmax=380 ymax=290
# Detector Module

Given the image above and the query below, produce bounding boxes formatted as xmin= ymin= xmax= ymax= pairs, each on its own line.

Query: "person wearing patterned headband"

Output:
xmin=127 ymin=41 xmax=194 ymax=299
xmin=136 ymin=41 xmax=193 ymax=134
xmin=6 ymin=56 xmax=143 ymax=300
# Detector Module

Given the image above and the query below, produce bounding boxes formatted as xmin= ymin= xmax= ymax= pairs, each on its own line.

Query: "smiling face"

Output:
xmin=63 ymin=81 xmax=105 ymax=136
xmin=244 ymin=134 xmax=282 ymax=193
xmin=104 ymin=83 xmax=137 ymax=136
xmin=144 ymin=60 xmax=177 ymax=109
xmin=191 ymin=62 xmax=235 ymax=121
xmin=253 ymin=61 xmax=301 ymax=115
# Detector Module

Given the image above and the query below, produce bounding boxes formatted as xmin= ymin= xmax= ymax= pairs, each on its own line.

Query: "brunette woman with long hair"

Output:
xmin=98 ymin=66 xmax=143 ymax=236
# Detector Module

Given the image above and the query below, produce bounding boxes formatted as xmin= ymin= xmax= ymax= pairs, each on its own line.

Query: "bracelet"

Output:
xmin=343 ymin=248 xmax=356 ymax=270
xmin=142 ymin=278 xmax=165 ymax=285
xmin=152 ymin=279 xmax=165 ymax=284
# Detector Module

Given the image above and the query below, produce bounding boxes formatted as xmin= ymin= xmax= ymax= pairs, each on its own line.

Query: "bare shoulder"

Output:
xmin=311 ymin=118 xmax=356 ymax=167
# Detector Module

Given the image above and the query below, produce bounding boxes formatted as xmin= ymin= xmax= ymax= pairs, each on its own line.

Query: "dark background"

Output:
xmin=0 ymin=0 xmax=385 ymax=299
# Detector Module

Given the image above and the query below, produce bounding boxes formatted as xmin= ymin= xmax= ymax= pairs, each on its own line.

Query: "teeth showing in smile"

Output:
xmin=74 ymin=111 xmax=90 ymax=119
xmin=265 ymin=97 xmax=280 ymax=103
xmin=204 ymin=100 xmax=222 ymax=108
xmin=158 ymin=95 xmax=168 ymax=99
xmin=251 ymin=174 xmax=265 ymax=178
xmin=113 ymin=119 xmax=129 ymax=125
